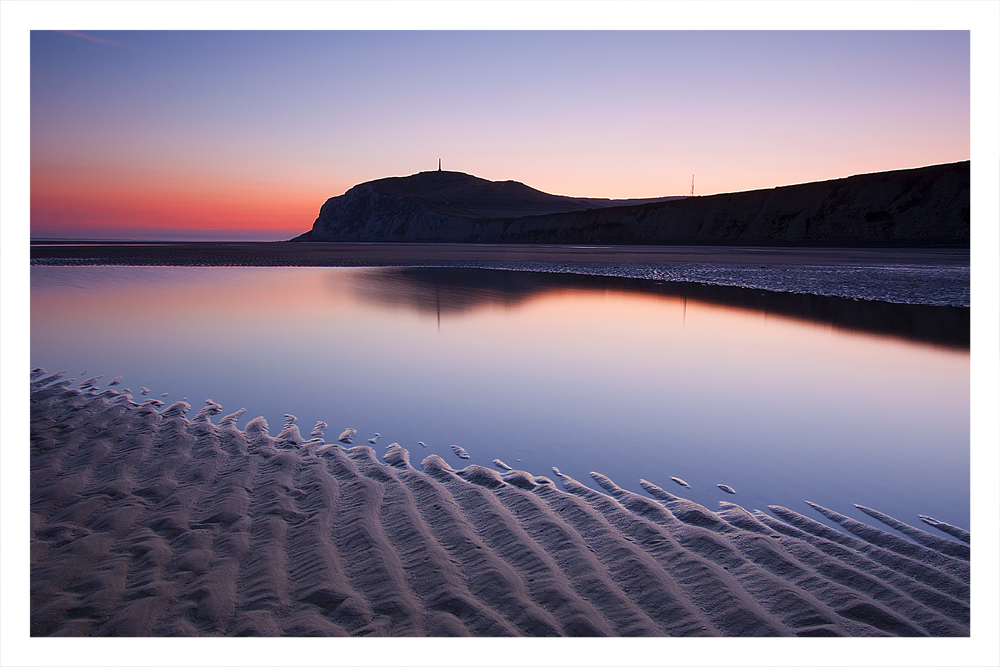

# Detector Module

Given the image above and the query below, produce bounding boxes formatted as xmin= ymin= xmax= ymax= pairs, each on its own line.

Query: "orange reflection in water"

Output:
xmin=31 ymin=266 xmax=971 ymax=534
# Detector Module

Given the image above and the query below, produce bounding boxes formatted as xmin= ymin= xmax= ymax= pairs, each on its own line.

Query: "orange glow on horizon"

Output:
xmin=31 ymin=162 xmax=338 ymax=234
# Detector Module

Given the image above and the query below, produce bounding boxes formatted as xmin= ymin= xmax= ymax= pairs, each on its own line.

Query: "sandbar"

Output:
xmin=30 ymin=241 xmax=970 ymax=268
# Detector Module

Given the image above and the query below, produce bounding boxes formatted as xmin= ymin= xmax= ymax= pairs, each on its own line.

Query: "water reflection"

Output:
xmin=351 ymin=267 xmax=970 ymax=349
xmin=31 ymin=265 xmax=970 ymax=537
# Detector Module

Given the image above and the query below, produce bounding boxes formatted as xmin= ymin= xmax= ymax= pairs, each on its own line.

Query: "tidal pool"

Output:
xmin=30 ymin=264 xmax=970 ymax=537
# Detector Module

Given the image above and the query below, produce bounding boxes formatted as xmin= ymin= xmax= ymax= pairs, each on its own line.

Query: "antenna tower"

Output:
xmin=691 ymin=175 xmax=695 ymax=196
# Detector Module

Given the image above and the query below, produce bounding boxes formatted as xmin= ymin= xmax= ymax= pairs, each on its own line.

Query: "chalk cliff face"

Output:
xmin=293 ymin=162 xmax=969 ymax=247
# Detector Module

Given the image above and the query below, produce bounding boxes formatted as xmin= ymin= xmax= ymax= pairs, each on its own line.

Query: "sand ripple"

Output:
xmin=919 ymin=515 xmax=970 ymax=544
xmin=30 ymin=381 xmax=970 ymax=637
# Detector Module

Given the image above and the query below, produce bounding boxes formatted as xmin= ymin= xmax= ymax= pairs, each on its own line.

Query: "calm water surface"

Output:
xmin=30 ymin=265 xmax=970 ymax=536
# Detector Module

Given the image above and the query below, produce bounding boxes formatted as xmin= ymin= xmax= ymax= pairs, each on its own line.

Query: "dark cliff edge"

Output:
xmin=292 ymin=161 xmax=969 ymax=248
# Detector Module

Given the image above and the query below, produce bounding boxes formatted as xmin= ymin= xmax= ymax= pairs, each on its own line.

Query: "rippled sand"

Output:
xmin=30 ymin=369 xmax=969 ymax=637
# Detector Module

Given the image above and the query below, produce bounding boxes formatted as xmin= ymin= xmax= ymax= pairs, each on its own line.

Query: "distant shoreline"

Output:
xmin=296 ymin=162 xmax=970 ymax=246
xmin=30 ymin=241 xmax=970 ymax=268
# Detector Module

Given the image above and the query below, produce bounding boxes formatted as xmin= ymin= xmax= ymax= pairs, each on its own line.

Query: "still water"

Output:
xmin=30 ymin=265 xmax=970 ymax=537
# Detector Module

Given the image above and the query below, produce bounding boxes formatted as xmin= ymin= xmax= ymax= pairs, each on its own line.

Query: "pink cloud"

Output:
xmin=57 ymin=31 xmax=136 ymax=50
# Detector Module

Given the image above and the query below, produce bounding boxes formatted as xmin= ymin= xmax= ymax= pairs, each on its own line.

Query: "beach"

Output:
xmin=13 ymin=21 xmax=996 ymax=664
xmin=30 ymin=369 xmax=970 ymax=637
xmin=31 ymin=240 xmax=971 ymax=269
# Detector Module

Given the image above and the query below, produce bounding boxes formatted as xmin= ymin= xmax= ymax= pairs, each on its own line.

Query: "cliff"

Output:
xmin=293 ymin=161 xmax=970 ymax=247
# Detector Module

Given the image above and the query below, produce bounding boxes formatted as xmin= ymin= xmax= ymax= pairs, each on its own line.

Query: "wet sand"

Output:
xmin=30 ymin=369 xmax=970 ymax=638
xmin=30 ymin=241 xmax=970 ymax=268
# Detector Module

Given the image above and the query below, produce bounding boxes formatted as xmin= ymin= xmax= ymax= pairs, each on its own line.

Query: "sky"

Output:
xmin=28 ymin=29 xmax=971 ymax=241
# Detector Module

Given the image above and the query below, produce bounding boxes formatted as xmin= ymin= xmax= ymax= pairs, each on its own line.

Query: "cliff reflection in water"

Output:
xmin=351 ymin=267 xmax=969 ymax=349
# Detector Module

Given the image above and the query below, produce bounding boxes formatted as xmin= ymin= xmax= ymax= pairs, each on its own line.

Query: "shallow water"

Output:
xmin=30 ymin=264 xmax=970 ymax=537
xmin=436 ymin=258 xmax=971 ymax=307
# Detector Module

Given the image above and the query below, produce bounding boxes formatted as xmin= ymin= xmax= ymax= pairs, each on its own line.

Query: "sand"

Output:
xmin=29 ymin=369 xmax=970 ymax=638
xmin=30 ymin=240 xmax=970 ymax=269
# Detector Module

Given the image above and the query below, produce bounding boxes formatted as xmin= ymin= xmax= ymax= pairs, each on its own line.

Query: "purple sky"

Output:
xmin=27 ymin=29 xmax=970 ymax=240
